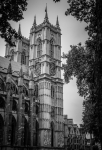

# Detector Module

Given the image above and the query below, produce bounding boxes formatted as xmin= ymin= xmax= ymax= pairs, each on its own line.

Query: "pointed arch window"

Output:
xmin=50 ymin=39 xmax=54 ymax=58
xmin=0 ymin=96 xmax=5 ymax=109
xmin=51 ymin=122 xmax=54 ymax=147
xmin=37 ymin=38 xmax=42 ymax=57
xmin=51 ymin=85 xmax=55 ymax=98
xmin=11 ymin=49 xmax=14 ymax=61
xmin=21 ymin=51 xmax=26 ymax=65
xmin=11 ymin=115 xmax=17 ymax=145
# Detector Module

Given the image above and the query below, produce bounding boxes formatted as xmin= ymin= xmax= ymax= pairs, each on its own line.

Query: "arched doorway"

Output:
xmin=11 ymin=115 xmax=16 ymax=145
xmin=0 ymin=114 xmax=4 ymax=145
xmin=24 ymin=118 xmax=30 ymax=146
xmin=51 ymin=122 xmax=54 ymax=147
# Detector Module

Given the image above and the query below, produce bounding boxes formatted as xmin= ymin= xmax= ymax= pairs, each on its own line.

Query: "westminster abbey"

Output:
xmin=0 ymin=6 xmax=86 ymax=149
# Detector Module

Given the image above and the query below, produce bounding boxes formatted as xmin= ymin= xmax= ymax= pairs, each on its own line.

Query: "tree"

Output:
xmin=0 ymin=0 xmax=28 ymax=46
xmin=53 ymin=0 xmax=102 ymax=147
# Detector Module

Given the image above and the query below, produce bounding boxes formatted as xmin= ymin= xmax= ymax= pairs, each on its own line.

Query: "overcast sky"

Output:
xmin=0 ymin=0 xmax=88 ymax=126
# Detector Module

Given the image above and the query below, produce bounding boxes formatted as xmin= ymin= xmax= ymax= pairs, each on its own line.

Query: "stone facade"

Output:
xmin=0 ymin=6 xmax=85 ymax=149
xmin=0 ymin=6 xmax=64 ymax=147
xmin=64 ymin=115 xmax=86 ymax=150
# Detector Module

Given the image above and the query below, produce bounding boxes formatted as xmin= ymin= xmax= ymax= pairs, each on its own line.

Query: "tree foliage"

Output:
xmin=0 ymin=0 xmax=28 ymax=46
xmin=53 ymin=0 xmax=102 ymax=145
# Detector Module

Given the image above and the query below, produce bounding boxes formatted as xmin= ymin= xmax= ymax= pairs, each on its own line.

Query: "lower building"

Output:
xmin=64 ymin=115 xmax=86 ymax=150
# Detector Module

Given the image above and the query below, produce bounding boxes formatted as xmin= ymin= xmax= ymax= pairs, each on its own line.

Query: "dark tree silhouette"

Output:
xmin=0 ymin=0 xmax=28 ymax=46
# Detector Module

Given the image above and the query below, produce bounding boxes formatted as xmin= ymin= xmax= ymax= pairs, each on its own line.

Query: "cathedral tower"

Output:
xmin=29 ymin=5 xmax=64 ymax=147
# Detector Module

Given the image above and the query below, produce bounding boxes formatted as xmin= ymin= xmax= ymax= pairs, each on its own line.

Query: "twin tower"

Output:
xmin=5 ymin=5 xmax=64 ymax=147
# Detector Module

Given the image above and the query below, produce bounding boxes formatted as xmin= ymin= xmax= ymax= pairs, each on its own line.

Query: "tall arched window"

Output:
xmin=37 ymin=38 xmax=42 ymax=57
xmin=23 ymin=117 xmax=30 ymax=146
xmin=11 ymin=115 xmax=17 ymax=145
xmin=51 ymin=122 xmax=54 ymax=147
xmin=21 ymin=51 xmax=26 ymax=65
xmin=10 ymin=49 xmax=14 ymax=61
xmin=0 ymin=96 xmax=5 ymax=109
xmin=0 ymin=115 xmax=4 ymax=145
xmin=50 ymin=39 xmax=54 ymax=58
xmin=51 ymin=85 xmax=55 ymax=98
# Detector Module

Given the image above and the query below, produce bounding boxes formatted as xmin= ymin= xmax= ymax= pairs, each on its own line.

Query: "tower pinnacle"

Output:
xmin=33 ymin=15 xmax=36 ymax=27
xmin=44 ymin=4 xmax=49 ymax=22
xmin=18 ymin=24 xmax=22 ymax=36
xmin=56 ymin=16 xmax=59 ymax=27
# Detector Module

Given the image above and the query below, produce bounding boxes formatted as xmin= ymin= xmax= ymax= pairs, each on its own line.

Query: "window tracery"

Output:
xmin=37 ymin=38 xmax=42 ymax=57
xmin=21 ymin=51 xmax=26 ymax=65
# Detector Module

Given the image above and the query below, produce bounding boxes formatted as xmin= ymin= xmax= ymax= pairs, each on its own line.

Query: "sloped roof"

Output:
xmin=0 ymin=56 xmax=29 ymax=79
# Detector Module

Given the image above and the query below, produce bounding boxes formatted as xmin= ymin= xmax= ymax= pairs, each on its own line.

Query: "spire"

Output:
xmin=7 ymin=59 xmax=12 ymax=74
xmin=18 ymin=24 xmax=22 ymax=36
xmin=44 ymin=4 xmax=49 ymax=22
xmin=56 ymin=16 xmax=59 ymax=27
xmin=19 ymin=66 xmax=23 ymax=78
xmin=33 ymin=15 xmax=36 ymax=27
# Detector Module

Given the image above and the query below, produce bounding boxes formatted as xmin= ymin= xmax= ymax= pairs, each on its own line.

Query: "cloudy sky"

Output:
xmin=0 ymin=0 xmax=88 ymax=126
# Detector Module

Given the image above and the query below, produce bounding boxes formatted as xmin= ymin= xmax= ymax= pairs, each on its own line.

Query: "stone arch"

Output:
xmin=51 ymin=121 xmax=54 ymax=147
xmin=11 ymin=115 xmax=17 ymax=145
xmin=0 ymin=96 xmax=5 ymax=109
xmin=12 ymin=99 xmax=17 ymax=111
xmin=23 ymin=117 xmax=30 ymax=146
xmin=0 ymin=114 xmax=4 ymax=145
xmin=25 ymin=102 xmax=29 ymax=114
xmin=11 ymin=81 xmax=18 ymax=94
xmin=23 ymin=85 xmax=29 ymax=97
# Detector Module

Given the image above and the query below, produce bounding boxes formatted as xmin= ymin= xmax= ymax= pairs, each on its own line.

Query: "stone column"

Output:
xmin=4 ymin=73 xmax=13 ymax=145
xmin=17 ymin=67 xmax=24 ymax=146
xmin=17 ymin=86 xmax=23 ymax=146
xmin=29 ymin=72 xmax=36 ymax=146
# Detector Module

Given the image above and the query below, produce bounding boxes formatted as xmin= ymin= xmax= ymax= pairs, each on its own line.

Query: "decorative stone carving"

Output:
xmin=34 ymin=62 xmax=41 ymax=76
xmin=49 ymin=62 xmax=56 ymax=76
xmin=58 ymin=132 xmax=64 ymax=147
xmin=44 ymin=130 xmax=51 ymax=146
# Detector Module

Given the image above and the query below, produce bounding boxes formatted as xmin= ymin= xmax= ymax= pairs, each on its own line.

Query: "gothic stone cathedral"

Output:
xmin=0 ymin=6 xmax=64 ymax=147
